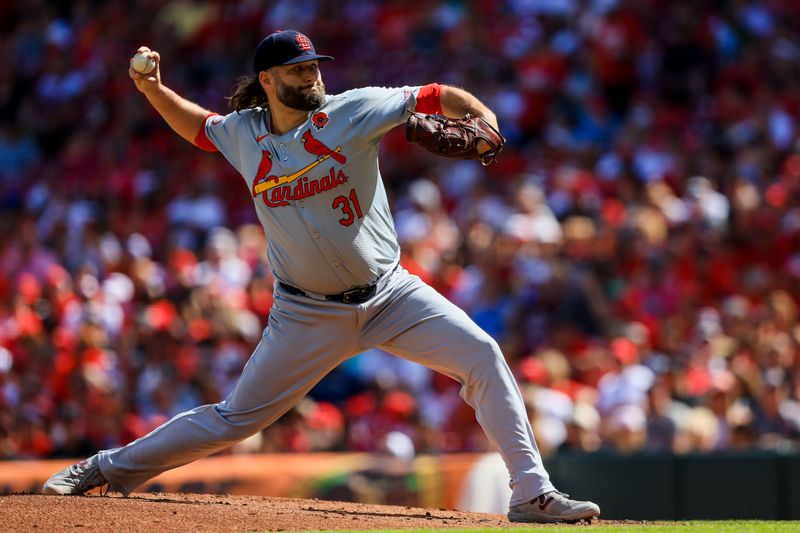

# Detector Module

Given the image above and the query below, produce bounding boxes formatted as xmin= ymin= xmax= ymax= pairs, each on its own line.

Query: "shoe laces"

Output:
xmin=534 ymin=491 xmax=571 ymax=509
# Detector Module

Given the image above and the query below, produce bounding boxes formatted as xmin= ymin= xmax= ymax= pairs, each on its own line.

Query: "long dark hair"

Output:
xmin=227 ymin=75 xmax=268 ymax=111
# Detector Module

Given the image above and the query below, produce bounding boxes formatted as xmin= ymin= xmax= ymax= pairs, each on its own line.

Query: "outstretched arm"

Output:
xmin=439 ymin=85 xmax=498 ymax=130
xmin=437 ymin=85 xmax=499 ymax=155
xmin=129 ymin=46 xmax=214 ymax=146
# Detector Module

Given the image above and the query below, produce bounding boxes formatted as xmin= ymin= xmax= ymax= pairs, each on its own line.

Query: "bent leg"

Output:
xmin=362 ymin=270 xmax=554 ymax=506
xmin=99 ymin=291 xmax=358 ymax=494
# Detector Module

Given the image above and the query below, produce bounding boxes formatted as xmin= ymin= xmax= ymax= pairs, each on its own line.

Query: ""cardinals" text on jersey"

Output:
xmin=258 ymin=166 xmax=350 ymax=208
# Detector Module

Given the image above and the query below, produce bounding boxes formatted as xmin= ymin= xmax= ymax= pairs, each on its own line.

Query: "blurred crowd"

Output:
xmin=2 ymin=0 xmax=800 ymax=461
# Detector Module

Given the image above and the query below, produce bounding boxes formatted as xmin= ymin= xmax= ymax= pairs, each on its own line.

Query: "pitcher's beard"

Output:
xmin=276 ymin=80 xmax=325 ymax=111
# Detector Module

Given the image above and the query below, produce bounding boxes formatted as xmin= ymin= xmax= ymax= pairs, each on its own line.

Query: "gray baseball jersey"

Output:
xmin=96 ymin=85 xmax=555 ymax=509
xmin=203 ymin=86 xmax=422 ymax=295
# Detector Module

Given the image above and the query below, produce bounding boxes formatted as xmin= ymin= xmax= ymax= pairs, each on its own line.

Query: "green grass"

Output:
xmin=308 ymin=522 xmax=800 ymax=533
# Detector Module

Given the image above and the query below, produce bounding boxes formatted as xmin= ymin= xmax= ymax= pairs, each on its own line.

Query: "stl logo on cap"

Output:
xmin=295 ymin=34 xmax=312 ymax=51
xmin=312 ymin=112 xmax=329 ymax=130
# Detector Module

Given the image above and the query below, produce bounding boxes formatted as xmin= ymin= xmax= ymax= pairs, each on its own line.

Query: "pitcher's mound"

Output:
xmin=5 ymin=493 xmax=522 ymax=531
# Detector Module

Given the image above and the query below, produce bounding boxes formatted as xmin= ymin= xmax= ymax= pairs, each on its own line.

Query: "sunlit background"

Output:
xmin=2 ymin=0 xmax=800 ymax=516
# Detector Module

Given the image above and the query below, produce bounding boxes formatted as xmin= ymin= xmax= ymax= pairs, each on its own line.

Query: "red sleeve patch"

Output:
xmin=194 ymin=113 xmax=220 ymax=152
xmin=415 ymin=84 xmax=442 ymax=115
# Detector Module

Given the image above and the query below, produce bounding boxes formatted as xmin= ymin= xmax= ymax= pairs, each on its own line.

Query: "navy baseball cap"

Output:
xmin=253 ymin=30 xmax=334 ymax=73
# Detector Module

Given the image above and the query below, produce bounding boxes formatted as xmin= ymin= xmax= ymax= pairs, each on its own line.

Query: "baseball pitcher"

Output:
xmin=42 ymin=30 xmax=600 ymax=523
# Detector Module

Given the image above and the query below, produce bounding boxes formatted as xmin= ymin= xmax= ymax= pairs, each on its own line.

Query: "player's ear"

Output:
xmin=258 ymin=70 xmax=273 ymax=90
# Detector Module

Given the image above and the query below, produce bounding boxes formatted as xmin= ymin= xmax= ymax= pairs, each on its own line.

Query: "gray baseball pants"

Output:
xmin=97 ymin=266 xmax=555 ymax=506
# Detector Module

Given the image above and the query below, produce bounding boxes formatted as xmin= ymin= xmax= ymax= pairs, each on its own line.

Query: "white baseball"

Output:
xmin=132 ymin=53 xmax=156 ymax=74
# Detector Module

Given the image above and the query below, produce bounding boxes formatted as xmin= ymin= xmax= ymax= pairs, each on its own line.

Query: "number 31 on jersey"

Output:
xmin=332 ymin=188 xmax=363 ymax=226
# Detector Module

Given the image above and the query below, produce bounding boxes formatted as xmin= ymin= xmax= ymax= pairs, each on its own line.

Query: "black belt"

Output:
xmin=279 ymin=281 xmax=378 ymax=304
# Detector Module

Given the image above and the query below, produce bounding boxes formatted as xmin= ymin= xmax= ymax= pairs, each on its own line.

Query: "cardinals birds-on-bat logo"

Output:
xmin=251 ymin=130 xmax=348 ymax=199
xmin=311 ymin=112 xmax=329 ymax=130
xmin=302 ymin=130 xmax=346 ymax=164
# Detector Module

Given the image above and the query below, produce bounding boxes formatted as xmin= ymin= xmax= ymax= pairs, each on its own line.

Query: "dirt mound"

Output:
xmin=3 ymin=493 xmax=500 ymax=531
xmin=0 ymin=493 xmax=632 ymax=531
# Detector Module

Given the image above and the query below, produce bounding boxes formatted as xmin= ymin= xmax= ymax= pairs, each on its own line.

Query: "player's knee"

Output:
xmin=220 ymin=420 xmax=255 ymax=441
xmin=474 ymin=331 xmax=502 ymax=357
xmin=463 ymin=334 xmax=505 ymax=378
xmin=214 ymin=403 xmax=263 ymax=441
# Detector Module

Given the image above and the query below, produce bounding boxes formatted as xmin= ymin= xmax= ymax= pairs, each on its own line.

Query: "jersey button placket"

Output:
xmin=331 ymin=261 xmax=339 ymax=268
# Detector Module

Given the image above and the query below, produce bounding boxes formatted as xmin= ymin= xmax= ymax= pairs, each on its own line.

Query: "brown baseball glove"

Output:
xmin=405 ymin=112 xmax=506 ymax=165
